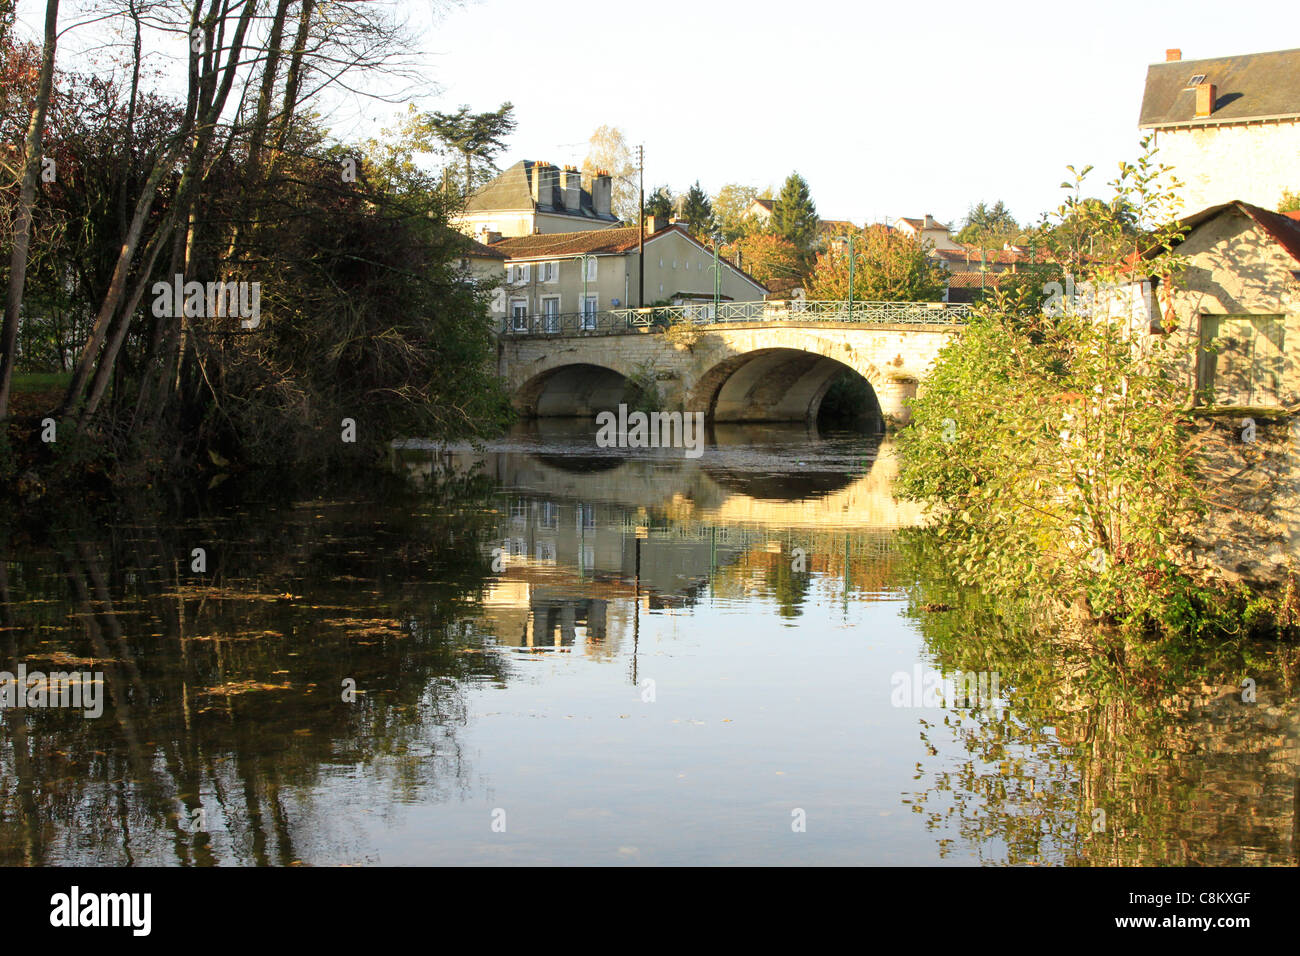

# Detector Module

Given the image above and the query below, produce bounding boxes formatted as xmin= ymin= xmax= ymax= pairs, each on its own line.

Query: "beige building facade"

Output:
xmin=487 ymin=223 xmax=769 ymax=331
xmin=1139 ymin=47 xmax=1300 ymax=213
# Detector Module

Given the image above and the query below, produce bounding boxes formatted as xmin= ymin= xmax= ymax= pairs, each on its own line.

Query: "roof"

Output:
xmin=1285 ymin=211 xmax=1300 ymax=222
xmin=933 ymin=245 xmax=1030 ymax=265
xmin=1139 ymin=48 xmax=1300 ymax=128
xmin=458 ymin=234 xmax=507 ymax=259
xmin=898 ymin=216 xmax=951 ymax=233
xmin=464 ymin=160 xmax=618 ymax=223
xmin=490 ymin=225 xmax=646 ymax=259
xmin=751 ymin=198 xmax=775 ymax=211
xmin=1161 ymin=199 xmax=1300 ymax=266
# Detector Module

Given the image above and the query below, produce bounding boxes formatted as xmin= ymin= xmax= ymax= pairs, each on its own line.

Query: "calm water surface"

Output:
xmin=1 ymin=423 xmax=1296 ymax=865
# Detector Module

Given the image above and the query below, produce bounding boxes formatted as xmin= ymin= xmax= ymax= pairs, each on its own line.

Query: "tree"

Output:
xmin=643 ymin=185 xmax=674 ymax=219
xmin=729 ymin=233 xmax=804 ymax=290
xmin=1279 ymin=189 xmax=1300 ymax=213
xmin=895 ymin=137 xmax=1216 ymax=636
xmin=712 ymin=183 xmax=759 ymax=242
xmin=413 ymin=102 xmax=516 ymax=198
xmin=955 ymin=200 xmax=1020 ymax=247
xmin=806 ymin=227 xmax=947 ymax=301
xmin=681 ymin=180 xmax=715 ymax=237
xmin=0 ymin=0 xmax=59 ymax=420
xmin=581 ymin=124 xmax=638 ymax=221
xmin=770 ymin=172 xmax=819 ymax=252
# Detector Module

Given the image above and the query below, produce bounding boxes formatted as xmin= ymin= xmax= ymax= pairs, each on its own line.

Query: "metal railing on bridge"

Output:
xmin=499 ymin=299 xmax=971 ymax=337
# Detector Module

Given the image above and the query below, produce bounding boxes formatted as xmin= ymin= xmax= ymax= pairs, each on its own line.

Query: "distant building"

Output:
xmin=487 ymin=220 xmax=768 ymax=331
xmin=455 ymin=160 xmax=620 ymax=240
xmin=1139 ymin=47 xmax=1300 ymax=212
xmin=746 ymin=197 xmax=775 ymax=225
xmin=893 ymin=215 xmax=962 ymax=252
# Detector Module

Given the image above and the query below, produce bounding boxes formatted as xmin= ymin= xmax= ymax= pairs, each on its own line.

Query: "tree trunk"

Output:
xmin=0 ymin=0 xmax=60 ymax=420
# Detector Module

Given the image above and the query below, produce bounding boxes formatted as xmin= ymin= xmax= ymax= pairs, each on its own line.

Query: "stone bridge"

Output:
xmin=497 ymin=306 xmax=964 ymax=428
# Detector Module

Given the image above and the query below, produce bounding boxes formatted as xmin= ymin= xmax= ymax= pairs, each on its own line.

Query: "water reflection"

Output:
xmin=0 ymin=423 xmax=1296 ymax=865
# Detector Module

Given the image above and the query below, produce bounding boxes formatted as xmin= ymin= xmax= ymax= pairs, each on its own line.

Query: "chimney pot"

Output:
xmin=1195 ymin=82 xmax=1216 ymax=118
xmin=1166 ymin=48 xmax=1182 ymax=61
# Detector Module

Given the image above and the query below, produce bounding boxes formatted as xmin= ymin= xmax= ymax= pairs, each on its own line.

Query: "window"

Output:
xmin=539 ymin=501 xmax=559 ymax=529
xmin=1198 ymin=314 xmax=1286 ymax=406
xmin=542 ymin=261 xmax=558 ymax=283
xmin=542 ymin=295 xmax=561 ymax=332
xmin=511 ymin=299 xmax=529 ymax=332
xmin=581 ymin=295 xmax=598 ymax=330
xmin=519 ymin=263 xmax=530 ymax=283
xmin=585 ymin=258 xmax=598 ymax=281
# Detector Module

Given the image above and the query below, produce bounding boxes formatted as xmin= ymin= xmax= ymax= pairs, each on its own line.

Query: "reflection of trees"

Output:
xmin=898 ymin=530 xmax=1300 ymax=866
xmin=0 ymin=472 xmax=505 ymax=865
xmin=709 ymin=531 xmax=904 ymax=618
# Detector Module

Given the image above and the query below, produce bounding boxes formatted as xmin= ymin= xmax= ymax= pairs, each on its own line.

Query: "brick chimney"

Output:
xmin=1195 ymin=82 xmax=1217 ymax=118
xmin=1166 ymin=48 xmax=1182 ymax=62
xmin=644 ymin=214 xmax=667 ymax=235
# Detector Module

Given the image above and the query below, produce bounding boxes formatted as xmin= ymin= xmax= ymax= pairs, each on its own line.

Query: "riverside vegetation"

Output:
xmin=896 ymin=143 xmax=1300 ymax=644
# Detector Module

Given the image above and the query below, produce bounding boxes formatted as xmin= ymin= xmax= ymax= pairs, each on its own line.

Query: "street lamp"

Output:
xmin=573 ymin=253 xmax=597 ymax=331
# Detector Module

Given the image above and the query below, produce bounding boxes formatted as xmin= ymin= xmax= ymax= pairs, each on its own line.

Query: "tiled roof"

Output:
xmin=946 ymin=271 xmax=1012 ymax=289
xmin=489 ymin=226 xmax=645 ymax=259
xmin=1284 ymin=211 xmax=1300 ymax=222
xmin=751 ymin=198 xmax=775 ymax=210
xmin=458 ymin=234 xmax=507 ymax=259
xmin=933 ymin=246 xmax=1030 ymax=265
xmin=1143 ymin=199 xmax=1300 ymax=268
xmin=1139 ymin=48 xmax=1300 ymax=128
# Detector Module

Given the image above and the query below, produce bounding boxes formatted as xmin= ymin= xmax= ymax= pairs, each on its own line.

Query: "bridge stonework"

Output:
xmin=499 ymin=321 xmax=959 ymax=428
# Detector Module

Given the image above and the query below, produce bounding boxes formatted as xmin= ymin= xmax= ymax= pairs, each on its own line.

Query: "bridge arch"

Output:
xmin=514 ymin=361 xmax=630 ymax=418
xmin=688 ymin=343 xmax=890 ymax=430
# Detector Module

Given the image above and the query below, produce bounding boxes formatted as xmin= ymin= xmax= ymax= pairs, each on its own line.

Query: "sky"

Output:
xmin=13 ymin=0 xmax=1295 ymax=231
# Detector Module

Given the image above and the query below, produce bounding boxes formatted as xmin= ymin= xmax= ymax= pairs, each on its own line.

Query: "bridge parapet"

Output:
xmin=499 ymin=299 xmax=971 ymax=338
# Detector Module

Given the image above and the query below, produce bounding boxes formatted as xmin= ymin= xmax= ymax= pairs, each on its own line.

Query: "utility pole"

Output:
xmin=637 ymin=144 xmax=645 ymax=308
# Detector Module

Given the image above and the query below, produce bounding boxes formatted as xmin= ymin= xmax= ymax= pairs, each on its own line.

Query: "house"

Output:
xmin=893 ymin=215 xmax=962 ymax=252
xmin=1103 ymin=201 xmax=1300 ymax=409
xmin=487 ymin=218 xmax=769 ymax=332
xmin=746 ymin=198 xmax=775 ymax=225
xmin=455 ymin=160 xmax=620 ymax=241
xmin=1139 ymin=47 xmax=1300 ymax=212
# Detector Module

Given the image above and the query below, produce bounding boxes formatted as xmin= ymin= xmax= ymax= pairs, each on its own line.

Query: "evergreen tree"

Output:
xmin=770 ymin=172 xmax=819 ymax=252
xmin=643 ymin=185 xmax=674 ymax=219
xmin=681 ymin=180 xmax=715 ymax=237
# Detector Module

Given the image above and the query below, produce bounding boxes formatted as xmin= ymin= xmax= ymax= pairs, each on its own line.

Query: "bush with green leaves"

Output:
xmin=895 ymin=138 xmax=1260 ymax=637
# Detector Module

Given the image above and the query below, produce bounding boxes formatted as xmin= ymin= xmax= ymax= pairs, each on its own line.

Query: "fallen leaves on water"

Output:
xmin=198 ymin=679 xmax=292 ymax=697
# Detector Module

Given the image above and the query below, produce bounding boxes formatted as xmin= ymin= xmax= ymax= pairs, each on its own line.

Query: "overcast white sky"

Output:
xmin=15 ymin=0 xmax=1294 ymax=230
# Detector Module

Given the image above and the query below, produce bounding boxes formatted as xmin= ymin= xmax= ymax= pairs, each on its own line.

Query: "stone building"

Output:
xmin=454 ymin=160 xmax=620 ymax=240
xmin=1139 ymin=47 xmax=1300 ymax=212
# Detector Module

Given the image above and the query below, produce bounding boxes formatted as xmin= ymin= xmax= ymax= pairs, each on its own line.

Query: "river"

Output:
xmin=0 ymin=423 xmax=1296 ymax=865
